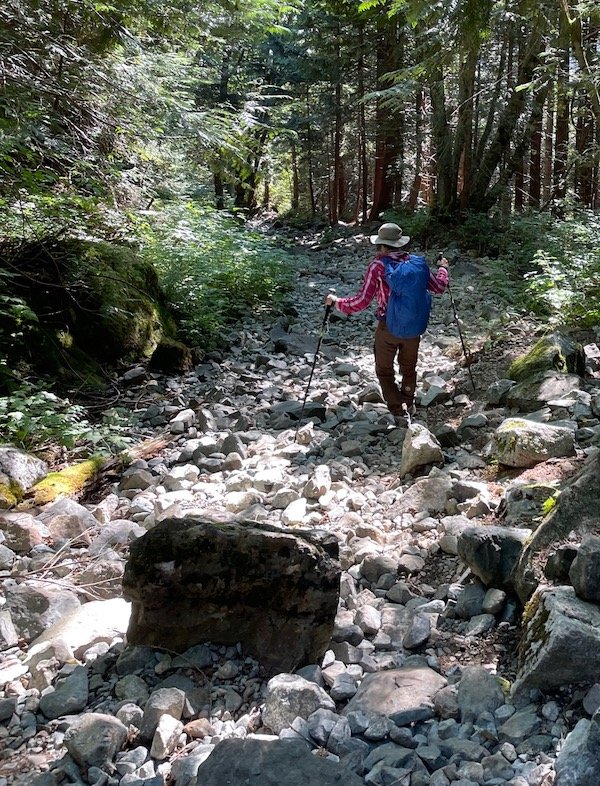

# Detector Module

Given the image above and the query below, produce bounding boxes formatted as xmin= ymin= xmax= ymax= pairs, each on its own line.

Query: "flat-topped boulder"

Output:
xmin=122 ymin=515 xmax=341 ymax=674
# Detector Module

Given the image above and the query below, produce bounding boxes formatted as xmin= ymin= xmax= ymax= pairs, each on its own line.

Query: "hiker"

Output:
xmin=325 ymin=222 xmax=449 ymax=425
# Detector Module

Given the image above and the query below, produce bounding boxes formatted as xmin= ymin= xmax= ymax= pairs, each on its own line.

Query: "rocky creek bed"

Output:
xmin=1 ymin=229 xmax=600 ymax=786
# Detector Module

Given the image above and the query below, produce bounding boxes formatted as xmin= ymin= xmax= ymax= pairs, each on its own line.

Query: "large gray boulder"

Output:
xmin=555 ymin=711 xmax=600 ymax=786
xmin=64 ymin=712 xmax=128 ymax=770
xmin=342 ymin=665 xmax=447 ymax=724
xmin=457 ymin=666 xmax=505 ymax=723
xmin=399 ymin=424 xmax=444 ymax=477
xmin=513 ymin=450 xmax=600 ymax=602
xmin=194 ymin=738 xmax=364 ymax=785
xmin=5 ymin=581 xmax=81 ymax=643
xmin=493 ymin=417 xmax=575 ymax=468
xmin=0 ymin=445 xmax=48 ymax=493
xmin=388 ymin=468 xmax=453 ymax=516
xmin=513 ymin=586 xmax=600 ymax=696
xmin=27 ymin=597 xmax=131 ymax=660
xmin=0 ymin=512 xmax=47 ymax=553
xmin=39 ymin=665 xmax=89 ymax=719
xmin=262 ymin=674 xmax=335 ymax=734
xmin=37 ymin=497 xmax=100 ymax=545
xmin=457 ymin=525 xmax=531 ymax=591
xmin=122 ymin=515 xmax=340 ymax=674
xmin=506 ymin=371 xmax=582 ymax=412
xmin=570 ymin=535 xmax=600 ymax=602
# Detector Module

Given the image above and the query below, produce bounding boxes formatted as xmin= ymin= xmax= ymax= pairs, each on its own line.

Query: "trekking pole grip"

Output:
xmin=324 ymin=287 xmax=336 ymax=319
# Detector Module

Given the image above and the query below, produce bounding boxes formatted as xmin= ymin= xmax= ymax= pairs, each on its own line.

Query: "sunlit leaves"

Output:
xmin=140 ymin=201 xmax=294 ymax=348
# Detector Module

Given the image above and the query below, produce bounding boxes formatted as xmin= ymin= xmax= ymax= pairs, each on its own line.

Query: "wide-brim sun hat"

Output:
xmin=370 ymin=222 xmax=410 ymax=247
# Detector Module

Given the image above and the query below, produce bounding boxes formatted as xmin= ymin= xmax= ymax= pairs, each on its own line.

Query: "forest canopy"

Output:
xmin=1 ymin=0 xmax=598 ymax=227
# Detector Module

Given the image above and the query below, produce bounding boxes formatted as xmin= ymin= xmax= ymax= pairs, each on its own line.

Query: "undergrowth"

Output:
xmin=439 ymin=209 xmax=600 ymax=329
xmin=0 ymin=385 xmax=134 ymax=455
xmin=134 ymin=201 xmax=295 ymax=350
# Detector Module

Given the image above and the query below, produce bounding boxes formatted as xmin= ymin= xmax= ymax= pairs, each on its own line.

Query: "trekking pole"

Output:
xmin=294 ymin=288 xmax=336 ymax=442
xmin=439 ymin=254 xmax=476 ymax=393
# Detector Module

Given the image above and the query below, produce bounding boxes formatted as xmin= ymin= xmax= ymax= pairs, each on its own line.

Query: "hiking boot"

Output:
xmin=393 ymin=415 xmax=408 ymax=428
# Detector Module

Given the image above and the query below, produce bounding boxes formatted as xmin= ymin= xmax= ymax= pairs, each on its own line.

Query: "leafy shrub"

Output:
xmin=380 ymin=209 xmax=432 ymax=246
xmin=451 ymin=210 xmax=600 ymax=328
xmin=136 ymin=202 xmax=295 ymax=349
xmin=522 ymin=210 xmax=600 ymax=327
xmin=0 ymin=386 xmax=134 ymax=453
xmin=0 ymin=268 xmax=40 ymax=388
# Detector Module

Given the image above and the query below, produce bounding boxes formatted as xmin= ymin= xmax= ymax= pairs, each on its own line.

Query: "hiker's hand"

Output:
xmin=438 ymin=256 xmax=449 ymax=268
xmin=325 ymin=293 xmax=338 ymax=306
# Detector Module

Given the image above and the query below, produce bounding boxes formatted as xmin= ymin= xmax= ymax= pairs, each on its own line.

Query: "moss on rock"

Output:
xmin=0 ymin=481 xmax=21 ymax=509
xmin=508 ymin=332 xmax=585 ymax=383
xmin=0 ymin=237 xmax=179 ymax=387
xmin=149 ymin=337 xmax=194 ymax=373
xmin=64 ymin=240 xmax=177 ymax=361
xmin=29 ymin=456 xmax=106 ymax=506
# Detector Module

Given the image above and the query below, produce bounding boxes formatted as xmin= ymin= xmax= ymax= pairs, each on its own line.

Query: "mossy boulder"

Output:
xmin=63 ymin=241 xmax=176 ymax=361
xmin=0 ymin=237 xmax=178 ymax=387
xmin=505 ymin=371 xmax=581 ymax=413
xmin=149 ymin=337 xmax=193 ymax=373
xmin=0 ymin=482 xmax=20 ymax=509
xmin=493 ymin=417 xmax=575 ymax=468
xmin=0 ymin=446 xmax=49 ymax=507
xmin=508 ymin=332 xmax=585 ymax=383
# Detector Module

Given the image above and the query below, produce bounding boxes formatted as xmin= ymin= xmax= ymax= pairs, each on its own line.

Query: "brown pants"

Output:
xmin=374 ymin=320 xmax=420 ymax=417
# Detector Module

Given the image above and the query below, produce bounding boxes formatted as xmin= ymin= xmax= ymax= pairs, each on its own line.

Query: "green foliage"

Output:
xmin=0 ymin=269 xmax=39 ymax=384
xmin=0 ymin=386 xmax=134 ymax=454
xmin=442 ymin=210 xmax=600 ymax=330
xmin=136 ymin=201 xmax=295 ymax=349
xmin=522 ymin=211 xmax=600 ymax=328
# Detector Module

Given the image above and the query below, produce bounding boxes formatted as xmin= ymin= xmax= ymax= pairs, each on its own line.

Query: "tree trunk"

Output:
xmin=575 ymin=101 xmax=594 ymax=205
xmin=453 ymin=47 xmax=478 ymax=210
xmin=468 ymin=29 xmax=544 ymax=210
xmin=330 ymin=30 xmax=343 ymax=225
xmin=356 ymin=20 xmax=369 ymax=223
xmin=429 ymin=61 xmax=454 ymax=216
xmin=514 ymin=156 xmax=525 ymax=210
xmin=368 ymin=16 xmax=400 ymax=220
xmin=213 ymin=51 xmax=230 ymax=210
xmin=487 ymin=82 xmax=552 ymax=207
xmin=552 ymin=15 xmax=570 ymax=207
xmin=561 ymin=0 xmax=600 ymax=129
xmin=475 ymin=25 xmax=510 ymax=164
xmin=573 ymin=16 xmax=599 ymax=207
xmin=528 ymin=105 xmax=543 ymax=207
xmin=291 ymin=140 xmax=299 ymax=211
xmin=542 ymin=97 xmax=554 ymax=205
xmin=306 ymin=85 xmax=316 ymax=217
xmin=408 ymin=89 xmax=424 ymax=211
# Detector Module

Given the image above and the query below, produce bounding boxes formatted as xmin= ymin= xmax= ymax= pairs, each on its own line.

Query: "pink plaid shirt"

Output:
xmin=334 ymin=251 xmax=449 ymax=319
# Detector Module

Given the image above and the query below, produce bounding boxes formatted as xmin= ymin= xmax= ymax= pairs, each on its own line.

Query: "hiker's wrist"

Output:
xmin=438 ymin=257 xmax=449 ymax=268
xmin=325 ymin=294 xmax=338 ymax=306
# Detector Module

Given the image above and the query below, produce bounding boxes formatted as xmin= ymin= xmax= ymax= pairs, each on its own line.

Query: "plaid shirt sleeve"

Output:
xmin=335 ymin=259 xmax=386 ymax=316
xmin=428 ymin=266 xmax=449 ymax=294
